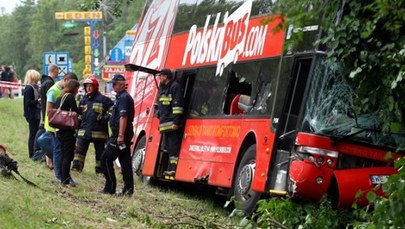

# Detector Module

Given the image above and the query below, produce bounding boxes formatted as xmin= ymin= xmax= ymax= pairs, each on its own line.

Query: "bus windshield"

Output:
xmin=301 ymin=57 xmax=405 ymax=150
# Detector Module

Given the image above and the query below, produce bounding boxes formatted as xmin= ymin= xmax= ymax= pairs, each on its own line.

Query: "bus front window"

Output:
xmin=302 ymin=58 xmax=405 ymax=150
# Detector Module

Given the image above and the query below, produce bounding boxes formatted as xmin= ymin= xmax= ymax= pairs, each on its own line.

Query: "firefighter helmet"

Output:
xmin=83 ymin=76 xmax=99 ymax=92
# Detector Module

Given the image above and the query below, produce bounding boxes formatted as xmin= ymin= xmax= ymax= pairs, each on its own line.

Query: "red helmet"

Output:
xmin=83 ymin=76 xmax=99 ymax=92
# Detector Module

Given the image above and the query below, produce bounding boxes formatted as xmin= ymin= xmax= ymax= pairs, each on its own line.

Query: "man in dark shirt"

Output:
xmin=40 ymin=64 xmax=59 ymax=123
xmin=100 ymin=74 xmax=134 ymax=195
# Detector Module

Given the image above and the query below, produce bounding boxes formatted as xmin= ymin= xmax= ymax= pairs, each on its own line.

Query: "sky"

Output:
xmin=0 ymin=0 xmax=21 ymax=14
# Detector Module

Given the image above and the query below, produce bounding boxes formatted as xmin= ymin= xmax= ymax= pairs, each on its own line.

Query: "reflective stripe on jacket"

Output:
xmin=157 ymin=80 xmax=184 ymax=132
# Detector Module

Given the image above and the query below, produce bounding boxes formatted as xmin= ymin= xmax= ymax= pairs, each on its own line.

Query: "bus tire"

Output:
xmin=232 ymin=144 xmax=261 ymax=215
xmin=132 ymin=136 xmax=152 ymax=184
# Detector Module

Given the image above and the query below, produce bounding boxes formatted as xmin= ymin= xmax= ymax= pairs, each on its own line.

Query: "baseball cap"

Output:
xmin=109 ymin=74 xmax=126 ymax=83
xmin=158 ymin=68 xmax=173 ymax=77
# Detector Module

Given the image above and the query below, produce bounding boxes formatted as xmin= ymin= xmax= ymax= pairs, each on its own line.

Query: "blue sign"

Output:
xmin=110 ymin=48 xmax=123 ymax=62
xmin=43 ymin=52 xmax=70 ymax=79
xmin=92 ymin=39 xmax=100 ymax=48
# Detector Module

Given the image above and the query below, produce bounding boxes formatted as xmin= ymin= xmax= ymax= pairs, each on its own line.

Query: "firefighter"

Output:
xmin=100 ymin=74 xmax=134 ymax=195
xmin=156 ymin=68 xmax=185 ymax=178
xmin=72 ymin=76 xmax=114 ymax=173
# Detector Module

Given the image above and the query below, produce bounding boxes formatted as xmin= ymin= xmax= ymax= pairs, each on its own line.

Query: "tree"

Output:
xmin=270 ymin=0 xmax=404 ymax=132
xmin=0 ymin=0 xmax=142 ymax=80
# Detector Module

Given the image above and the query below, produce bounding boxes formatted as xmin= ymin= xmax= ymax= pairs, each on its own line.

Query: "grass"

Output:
xmin=0 ymin=98 xmax=240 ymax=228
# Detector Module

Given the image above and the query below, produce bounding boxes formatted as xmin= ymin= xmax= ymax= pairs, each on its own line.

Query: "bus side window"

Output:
xmin=223 ymin=67 xmax=253 ymax=115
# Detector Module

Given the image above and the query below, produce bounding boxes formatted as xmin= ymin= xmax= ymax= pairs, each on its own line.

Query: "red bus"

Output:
xmin=124 ymin=0 xmax=404 ymax=213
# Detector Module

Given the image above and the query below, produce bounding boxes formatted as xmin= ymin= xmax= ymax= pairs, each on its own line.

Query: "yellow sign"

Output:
xmin=83 ymin=64 xmax=92 ymax=75
xmin=84 ymin=27 xmax=90 ymax=36
xmin=55 ymin=11 xmax=103 ymax=20
xmin=55 ymin=12 xmax=64 ymax=20
xmin=126 ymin=30 xmax=137 ymax=36
xmin=84 ymin=36 xmax=91 ymax=45
xmin=85 ymin=55 xmax=92 ymax=64
xmin=84 ymin=46 xmax=91 ymax=55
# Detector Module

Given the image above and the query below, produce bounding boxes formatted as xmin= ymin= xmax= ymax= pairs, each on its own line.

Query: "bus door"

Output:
xmin=154 ymin=70 xmax=196 ymax=178
xmin=268 ymin=55 xmax=314 ymax=193
xmin=124 ymin=64 xmax=161 ymax=178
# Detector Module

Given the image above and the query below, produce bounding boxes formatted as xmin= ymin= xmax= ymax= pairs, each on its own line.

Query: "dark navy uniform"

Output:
xmin=157 ymin=70 xmax=184 ymax=176
xmin=100 ymin=87 xmax=134 ymax=194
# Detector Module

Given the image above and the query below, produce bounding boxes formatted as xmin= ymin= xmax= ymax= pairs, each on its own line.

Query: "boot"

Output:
xmin=71 ymin=160 xmax=83 ymax=172
xmin=164 ymin=157 xmax=178 ymax=178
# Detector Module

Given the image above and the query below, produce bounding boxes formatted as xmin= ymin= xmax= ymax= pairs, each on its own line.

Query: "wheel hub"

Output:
xmin=237 ymin=162 xmax=255 ymax=201
xmin=132 ymin=147 xmax=145 ymax=176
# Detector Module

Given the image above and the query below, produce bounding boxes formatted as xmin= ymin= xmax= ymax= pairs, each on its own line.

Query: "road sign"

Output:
xmin=93 ymin=48 xmax=100 ymax=57
xmin=44 ymin=53 xmax=56 ymax=65
xmin=84 ymin=36 xmax=91 ymax=45
xmin=125 ymin=46 xmax=132 ymax=57
xmin=110 ymin=48 xmax=123 ymax=62
xmin=57 ymin=53 xmax=68 ymax=65
xmin=85 ymin=45 xmax=91 ymax=55
xmin=84 ymin=26 xmax=90 ymax=36
xmin=43 ymin=52 xmax=70 ymax=78
xmin=63 ymin=21 xmax=77 ymax=28
xmin=85 ymin=55 xmax=92 ymax=64
xmin=93 ymin=30 xmax=99 ymax=39
xmin=92 ymin=39 xmax=99 ymax=48
xmin=54 ymin=11 xmax=103 ymax=21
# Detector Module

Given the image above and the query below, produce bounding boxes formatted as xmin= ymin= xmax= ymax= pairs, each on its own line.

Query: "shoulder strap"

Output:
xmin=58 ymin=93 xmax=70 ymax=109
xmin=28 ymin=84 xmax=39 ymax=100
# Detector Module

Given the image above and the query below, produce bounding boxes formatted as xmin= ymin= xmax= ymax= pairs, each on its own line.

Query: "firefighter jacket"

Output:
xmin=157 ymin=80 xmax=185 ymax=132
xmin=77 ymin=92 xmax=114 ymax=141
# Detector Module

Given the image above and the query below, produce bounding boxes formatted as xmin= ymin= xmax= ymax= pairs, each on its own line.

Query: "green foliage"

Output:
xmin=242 ymin=197 xmax=353 ymax=229
xmin=353 ymin=157 xmax=405 ymax=228
xmin=0 ymin=0 xmax=143 ymax=79
xmin=79 ymin=0 xmax=135 ymax=18
xmin=270 ymin=0 xmax=405 ymax=130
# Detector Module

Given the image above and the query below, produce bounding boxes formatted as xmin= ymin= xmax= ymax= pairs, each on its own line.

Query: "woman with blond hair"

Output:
xmin=23 ymin=69 xmax=41 ymax=158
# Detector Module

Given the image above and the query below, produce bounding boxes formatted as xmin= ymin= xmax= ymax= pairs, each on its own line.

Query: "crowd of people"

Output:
xmin=20 ymin=63 xmax=136 ymax=195
xmin=1 ymin=65 xmax=18 ymax=99
xmin=15 ymin=64 xmax=184 ymax=197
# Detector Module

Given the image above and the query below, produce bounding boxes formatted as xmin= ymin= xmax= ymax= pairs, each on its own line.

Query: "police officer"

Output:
xmin=157 ymin=68 xmax=185 ymax=178
xmin=100 ymin=74 xmax=134 ymax=195
xmin=72 ymin=76 xmax=114 ymax=173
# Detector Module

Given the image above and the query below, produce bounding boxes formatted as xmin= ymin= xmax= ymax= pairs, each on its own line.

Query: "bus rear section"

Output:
xmin=125 ymin=0 xmax=404 ymax=214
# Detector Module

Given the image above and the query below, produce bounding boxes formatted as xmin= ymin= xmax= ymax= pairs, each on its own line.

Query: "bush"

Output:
xmin=241 ymin=197 xmax=353 ymax=229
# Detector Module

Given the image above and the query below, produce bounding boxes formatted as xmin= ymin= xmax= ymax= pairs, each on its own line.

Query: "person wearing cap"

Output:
xmin=100 ymin=74 xmax=134 ymax=195
xmin=156 ymin=68 xmax=185 ymax=178
xmin=72 ymin=76 xmax=114 ymax=173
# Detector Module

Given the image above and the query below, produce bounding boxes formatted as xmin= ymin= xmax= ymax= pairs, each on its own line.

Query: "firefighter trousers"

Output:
xmin=72 ymin=138 xmax=105 ymax=172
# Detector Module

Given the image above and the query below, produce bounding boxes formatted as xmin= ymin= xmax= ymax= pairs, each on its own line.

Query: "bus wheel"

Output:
xmin=233 ymin=144 xmax=261 ymax=215
xmin=132 ymin=136 xmax=151 ymax=184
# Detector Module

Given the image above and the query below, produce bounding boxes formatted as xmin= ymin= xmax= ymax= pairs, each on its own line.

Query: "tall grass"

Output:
xmin=0 ymin=98 xmax=239 ymax=228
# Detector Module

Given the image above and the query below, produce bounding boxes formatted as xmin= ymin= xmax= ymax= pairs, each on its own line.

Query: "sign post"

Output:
xmin=55 ymin=11 xmax=103 ymax=77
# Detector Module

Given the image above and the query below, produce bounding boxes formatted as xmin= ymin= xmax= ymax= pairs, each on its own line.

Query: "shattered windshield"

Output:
xmin=302 ymin=57 xmax=405 ymax=150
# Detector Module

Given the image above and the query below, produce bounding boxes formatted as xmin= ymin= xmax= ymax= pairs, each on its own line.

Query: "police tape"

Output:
xmin=0 ymin=80 xmax=25 ymax=89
